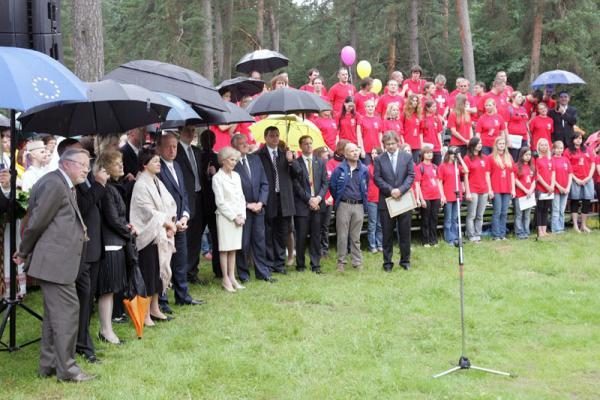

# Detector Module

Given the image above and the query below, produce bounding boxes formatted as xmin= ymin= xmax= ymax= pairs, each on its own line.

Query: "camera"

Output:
xmin=446 ymin=146 xmax=459 ymax=156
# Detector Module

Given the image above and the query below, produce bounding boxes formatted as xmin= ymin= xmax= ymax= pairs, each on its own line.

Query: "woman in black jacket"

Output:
xmin=96 ymin=150 xmax=136 ymax=345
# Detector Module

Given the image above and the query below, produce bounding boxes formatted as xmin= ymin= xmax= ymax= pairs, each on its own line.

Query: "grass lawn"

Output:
xmin=1 ymin=230 xmax=599 ymax=399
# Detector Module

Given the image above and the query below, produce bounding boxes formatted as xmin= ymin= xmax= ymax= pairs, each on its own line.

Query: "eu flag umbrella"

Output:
xmin=0 ymin=46 xmax=88 ymax=352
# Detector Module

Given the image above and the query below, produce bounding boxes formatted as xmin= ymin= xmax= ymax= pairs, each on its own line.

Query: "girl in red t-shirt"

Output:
xmin=507 ymin=91 xmax=530 ymax=161
xmin=367 ymin=147 xmax=384 ymax=252
xmin=401 ymin=94 xmax=423 ymax=163
xmin=528 ymin=102 xmax=553 ymax=151
xmin=415 ymin=144 xmax=441 ymax=246
xmin=464 ymin=137 xmax=488 ymax=242
xmin=487 ymin=136 xmax=515 ymax=240
xmin=565 ymin=132 xmax=596 ymax=232
xmin=337 ymin=97 xmax=359 ymax=145
xmin=535 ymin=138 xmax=555 ymax=238
xmin=357 ymin=99 xmax=383 ymax=164
xmin=313 ymin=110 xmax=338 ymax=153
xmin=551 ymin=140 xmax=572 ymax=233
xmin=476 ymin=98 xmax=507 ymax=156
xmin=438 ymin=150 xmax=467 ymax=244
xmin=448 ymin=93 xmax=473 ymax=156
xmin=513 ymin=147 xmax=536 ymax=239
xmin=382 ymin=103 xmax=404 ymax=143
xmin=420 ymin=100 xmax=444 ymax=165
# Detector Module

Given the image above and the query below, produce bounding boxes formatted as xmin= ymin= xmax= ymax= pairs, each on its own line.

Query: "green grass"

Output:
xmin=1 ymin=230 xmax=600 ymax=399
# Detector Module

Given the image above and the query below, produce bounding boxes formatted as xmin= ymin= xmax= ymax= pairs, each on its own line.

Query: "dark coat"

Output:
xmin=257 ymin=146 xmax=296 ymax=218
xmin=76 ymin=177 xmax=105 ymax=263
xmin=234 ymin=153 xmax=269 ymax=207
xmin=100 ymin=182 xmax=131 ymax=247
xmin=373 ymin=151 xmax=415 ymax=210
xmin=199 ymin=150 xmax=219 ymax=214
xmin=120 ymin=142 xmax=139 ymax=177
xmin=549 ymin=106 xmax=577 ymax=145
xmin=291 ymin=156 xmax=329 ymax=216
xmin=157 ymin=159 xmax=190 ymax=220
xmin=175 ymin=142 xmax=203 ymax=219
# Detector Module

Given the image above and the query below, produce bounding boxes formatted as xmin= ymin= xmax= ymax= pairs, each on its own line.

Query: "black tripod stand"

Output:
xmin=0 ymin=110 xmax=42 ymax=352
xmin=433 ymin=153 xmax=511 ymax=378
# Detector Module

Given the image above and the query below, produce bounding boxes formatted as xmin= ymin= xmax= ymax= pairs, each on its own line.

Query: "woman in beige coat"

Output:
xmin=212 ymin=146 xmax=246 ymax=292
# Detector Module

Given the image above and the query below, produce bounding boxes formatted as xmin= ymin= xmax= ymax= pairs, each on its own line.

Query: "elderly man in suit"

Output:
xmin=231 ymin=134 xmax=275 ymax=283
xmin=374 ymin=131 xmax=415 ymax=272
xmin=291 ymin=135 xmax=329 ymax=274
xmin=157 ymin=131 xmax=203 ymax=306
xmin=120 ymin=126 xmax=146 ymax=180
xmin=257 ymin=126 xmax=296 ymax=275
xmin=14 ymin=148 xmax=94 ymax=382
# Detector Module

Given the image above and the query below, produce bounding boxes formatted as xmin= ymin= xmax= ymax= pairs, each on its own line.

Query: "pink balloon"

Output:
xmin=340 ymin=46 xmax=356 ymax=66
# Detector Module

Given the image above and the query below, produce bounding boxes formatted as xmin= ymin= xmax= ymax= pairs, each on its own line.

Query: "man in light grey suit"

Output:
xmin=14 ymin=148 xmax=94 ymax=382
xmin=373 ymin=132 xmax=415 ymax=272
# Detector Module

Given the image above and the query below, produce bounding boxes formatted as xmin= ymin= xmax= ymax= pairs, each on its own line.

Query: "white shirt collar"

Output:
xmin=127 ymin=140 xmax=140 ymax=155
xmin=58 ymin=167 xmax=74 ymax=189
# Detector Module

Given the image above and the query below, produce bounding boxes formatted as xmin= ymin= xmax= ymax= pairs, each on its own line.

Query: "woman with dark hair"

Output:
xmin=438 ymin=148 xmax=467 ymax=245
xmin=463 ymin=137 xmax=487 ymax=242
xmin=129 ymin=148 xmax=177 ymax=326
xmin=507 ymin=91 xmax=530 ymax=161
xmin=337 ymin=96 xmax=359 ymax=145
xmin=415 ymin=144 xmax=441 ymax=247
xmin=534 ymin=139 xmax=554 ymax=239
xmin=513 ymin=147 xmax=536 ymax=239
xmin=565 ymin=132 xmax=595 ymax=232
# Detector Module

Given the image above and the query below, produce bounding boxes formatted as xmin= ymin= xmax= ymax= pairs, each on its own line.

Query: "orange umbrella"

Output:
xmin=123 ymin=296 xmax=150 ymax=339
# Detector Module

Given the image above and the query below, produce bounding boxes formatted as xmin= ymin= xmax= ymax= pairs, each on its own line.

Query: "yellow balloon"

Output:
xmin=356 ymin=60 xmax=372 ymax=79
xmin=371 ymin=78 xmax=382 ymax=94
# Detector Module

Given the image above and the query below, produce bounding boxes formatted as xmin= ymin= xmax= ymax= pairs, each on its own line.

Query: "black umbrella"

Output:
xmin=104 ymin=60 xmax=226 ymax=111
xmin=193 ymin=102 xmax=254 ymax=125
xmin=245 ymin=87 xmax=331 ymax=116
xmin=235 ymin=49 xmax=289 ymax=74
xmin=216 ymin=77 xmax=265 ymax=102
xmin=0 ymin=113 xmax=9 ymax=129
xmin=19 ymin=80 xmax=172 ymax=136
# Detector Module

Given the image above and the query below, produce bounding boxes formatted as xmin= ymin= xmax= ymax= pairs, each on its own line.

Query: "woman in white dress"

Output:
xmin=212 ymin=146 xmax=246 ymax=292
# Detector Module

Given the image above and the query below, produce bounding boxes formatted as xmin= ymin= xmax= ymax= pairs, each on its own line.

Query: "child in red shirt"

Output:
xmin=367 ymin=148 xmax=383 ymax=252
xmin=463 ymin=137 xmax=488 ymax=242
xmin=337 ymin=97 xmax=359 ymax=145
xmin=415 ymin=145 xmax=441 ymax=246
xmin=401 ymin=94 xmax=423 ymax=163
xmin=528 ymin=102 xmax=553 ymax=152
xmin=438 ymin=149 xmax=467 ymax=244
xmin=513 ymin=147 xmax=536 ymax=239
xmin=357 ymin=99 xmax=383 ymax=164
xmin=565 ymin=132 xmax=595 ymax=232
xmin=534 ymin=139 xmax=554 ymax=238
xmin=551 ymin=140 xmax=572 ymax=233
xmin=420 ymin=100 xmax=444 ymax=165
xmin=487 ymin=136 xmax=515 ymax=240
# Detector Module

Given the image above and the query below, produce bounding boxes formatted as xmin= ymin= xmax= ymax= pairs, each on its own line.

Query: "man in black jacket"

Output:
xmin=549 ymin=91 xmax=577 ymax=147
xmin=120 ymin=127 xmax=146 ymax=180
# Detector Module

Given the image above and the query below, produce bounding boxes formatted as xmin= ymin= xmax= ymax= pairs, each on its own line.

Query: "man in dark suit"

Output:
xmin=174 ymin=125 xmax=205 ymax=284
xmin=14 ymin=148 xmax=94 ymax=382
xmin=374 ymin=131 xmax=415 ymax=272
xmin=257 ymin=126 xmax=296 ymax=274
xmin=231 ymin=134 xmax=274 ymax=283
xmin=0 ymin=169 xmax=9 ymax=213
xmin=549 ymin=91 xmax=577 ymax=147
xmin=57 ymin=139 xmax=107 ymax=364
xmin=120 ymin=126 xmax=146 ymax=179
xmin=157 ymin=132 xmax=203 ymax=306
xmin=291 ymin=135 xmax=329 ymax=274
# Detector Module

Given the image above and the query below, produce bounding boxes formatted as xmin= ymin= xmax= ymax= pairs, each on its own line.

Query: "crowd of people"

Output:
xmin=1 ymin=64 xmax=598 ymax=382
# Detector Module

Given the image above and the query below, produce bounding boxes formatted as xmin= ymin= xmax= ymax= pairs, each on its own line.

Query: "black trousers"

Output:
xmin=380 ymin=209 xmax=412 ymax=268
xmin=265 ymin=199 xmax=291 ymax=273
xmin=420 ymin=199 xmax=440 ymax=245
xmin=294 ymin=211 xmax=323 ymax=270
xmin=75 ymin=261 xmax=99 ymax=357
xmin=535 ymin=199 xmax=552 ymax=227
xmin=236 ymin=210 xmax=271 ymax=281
xmin=187 ymin=197 xmax=221 ymax=279
xmin=319 ymin=205 xmax=333 ymax=254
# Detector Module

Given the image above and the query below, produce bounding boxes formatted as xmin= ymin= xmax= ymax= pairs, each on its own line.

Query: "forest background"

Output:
xmin=62 ymin=0 xmax=599 ymax=131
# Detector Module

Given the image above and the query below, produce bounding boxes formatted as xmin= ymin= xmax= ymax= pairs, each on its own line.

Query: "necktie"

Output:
xmin=187 ymin=146 xmax=201 ymax=191
xmin=169 ymin=163 xmax=179 ymax=186
xmin=242 ymin=157 xmax=251 ymax=179
xmin=272 ymin=150 xmax=280 ymax=193
xmin=390 ymin=152 xmax=397 ymax=174
xmin=307 ymin=157 xmax=314 ymax=196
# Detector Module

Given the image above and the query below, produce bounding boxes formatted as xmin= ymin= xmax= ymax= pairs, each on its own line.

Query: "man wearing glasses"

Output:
xmin=13 ymin=148 xmax=95 ymax=382
xmin=549 ymin=91 xmax=578 ymax=147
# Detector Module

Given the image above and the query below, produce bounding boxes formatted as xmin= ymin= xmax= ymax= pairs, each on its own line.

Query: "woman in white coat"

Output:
xmin=212 ymin=146 xmax=246 ymax=292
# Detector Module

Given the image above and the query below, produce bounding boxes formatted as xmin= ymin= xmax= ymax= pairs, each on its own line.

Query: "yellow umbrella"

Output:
xmin=249 ymin=114 xmax=326 ymax=151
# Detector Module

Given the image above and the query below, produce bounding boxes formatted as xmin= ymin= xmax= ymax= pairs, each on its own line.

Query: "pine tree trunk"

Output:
xmin=409 ymin=0 xmax=419 ymax=67
xmin=214 ymin=2 xmax=224 ymax=81
xmin=267 ymin=1 xmax=279 ymax=52
xmin=201 ymin=0 xmax=214 ymax=82
xmin=71 ymin=0 xmax=104 ymax=81
xmin=442 ymin=0 xmax=449 ymax=70
xmin=529 ymin=0 xmax=544 ymax=84
xmin=257 ymin=0 xmax=265 ymax=48
xmin=387 ymin=5 xmax=398 ymax=75
xmin=222 ymin=0 xmax=233 ymax=79
xmin=456 ymin=0 xmax=476 ymax=89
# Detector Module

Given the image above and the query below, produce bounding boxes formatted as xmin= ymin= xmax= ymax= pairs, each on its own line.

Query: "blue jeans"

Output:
xmin=443 ymin=202 xmax=459 ymax=243
xmin=551 ymin=193 xmax=568 ymax=233
xmin=513 ymin=198 xmax=531 ymax=238
xmin=367 ymin=202 xmax=383 ymax=250
xmin=491 ymin=194 xmax=511 ymax=239
xmin=201 ymin=227 xmax=211 ymax=254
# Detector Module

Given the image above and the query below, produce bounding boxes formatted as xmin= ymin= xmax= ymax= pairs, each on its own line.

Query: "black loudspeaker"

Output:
xmin=0 ymin=33 xmax=29 ymax=47
xmin=0 ymin=0 xmax=60 ymax=34
xmin=31 ymin=33 xmax=63 ymax=61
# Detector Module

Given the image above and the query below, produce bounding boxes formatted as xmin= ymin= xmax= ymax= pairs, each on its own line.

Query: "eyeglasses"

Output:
xmin=64 ymin=158 xmax=89 ymax=170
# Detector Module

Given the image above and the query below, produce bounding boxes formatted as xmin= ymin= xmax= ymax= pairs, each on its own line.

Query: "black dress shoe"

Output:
xmin=400 ymin=263 xmax=411 ymax=270
xmin=98 ymin=332 xmax=125 ymax=345
xmin=77 ymin=352 xmax=101 ymax=364
xmin=263 ymin=277 xmax=278 ymax=283
xmin=311 ymin=268 xmax=322 ymax=274
xmin=383 ymin=265 xmax=393 ymax=272
xmin=296 ymin=267 xmax=306 ymax=272
xmin=58 ymin=372 xmax=96 ymax=383
xmin=160 ymin=304 xmax=173 ymax=314
xmin=150 ymin=314 xmax=174 ymax=322
xmin=176 ymin=298 xmax=205 ymax=306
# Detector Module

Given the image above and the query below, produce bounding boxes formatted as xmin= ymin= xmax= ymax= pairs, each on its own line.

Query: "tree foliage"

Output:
xmin=60 ymin=0 xmax=599 ymax=130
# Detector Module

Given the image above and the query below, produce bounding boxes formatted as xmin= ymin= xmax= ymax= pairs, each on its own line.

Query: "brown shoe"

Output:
xmin=336 ymin=263 xmax=345 ymax=272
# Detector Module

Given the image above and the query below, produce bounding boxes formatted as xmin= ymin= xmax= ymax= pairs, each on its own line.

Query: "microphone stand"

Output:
xmin=433 ymin=153 xmax=512 ymax=378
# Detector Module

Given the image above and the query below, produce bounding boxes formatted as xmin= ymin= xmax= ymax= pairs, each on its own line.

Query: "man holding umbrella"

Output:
xmin=549 ymin=91 xmax=578 ymax=147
